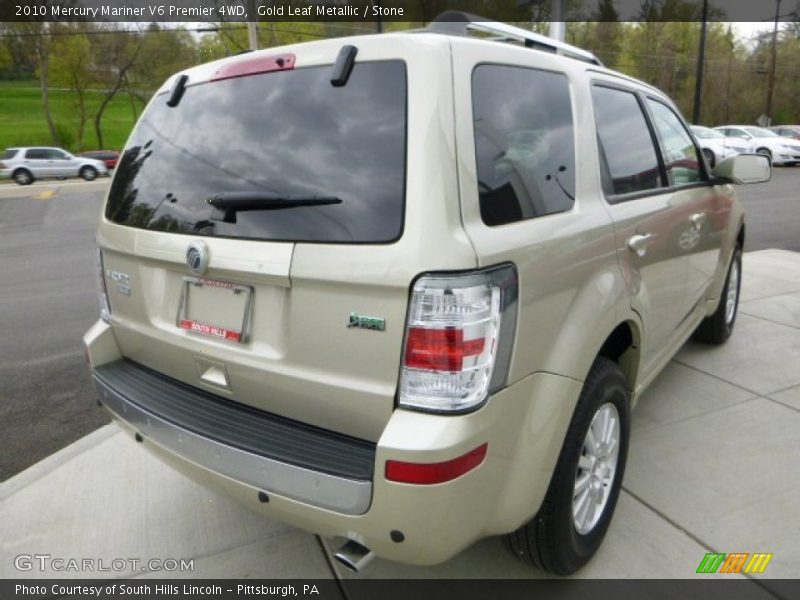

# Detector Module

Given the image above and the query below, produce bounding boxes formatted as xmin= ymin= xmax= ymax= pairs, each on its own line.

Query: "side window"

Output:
xmin=25 ymin=149 xmax=48 ymax=160
xmin=472 ymin=65 xmax=575 ymax=226
xmin=591 ymin=85 xmax=662 ymax=197
xmin=646 ymin=99 xmax=702 ymax=186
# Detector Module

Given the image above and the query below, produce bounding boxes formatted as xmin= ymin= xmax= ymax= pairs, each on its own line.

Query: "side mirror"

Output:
xmin=712 ymin=154 xmax=771 ymax=184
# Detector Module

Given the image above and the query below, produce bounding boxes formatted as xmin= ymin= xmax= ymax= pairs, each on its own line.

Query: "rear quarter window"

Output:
xmin=25 ymin=149 xmax=49 ymax=160
xmin=472 ymin=65 xmax=576 ymax=226
xmin=3 ymin=149 xmax=18 ymax=160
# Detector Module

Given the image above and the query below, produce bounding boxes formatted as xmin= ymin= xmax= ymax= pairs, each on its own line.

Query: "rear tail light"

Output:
xmin=97 ymin=248 xmax=111 ymax=323
xmin=398 ymin=264 xmax=518 ymax=413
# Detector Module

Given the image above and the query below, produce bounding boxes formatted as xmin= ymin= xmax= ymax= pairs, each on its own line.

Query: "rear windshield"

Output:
xmin=3 ymin=149 xmax=18 ymax=159
xmin=106 ymin=61 xmax=407 ymax=243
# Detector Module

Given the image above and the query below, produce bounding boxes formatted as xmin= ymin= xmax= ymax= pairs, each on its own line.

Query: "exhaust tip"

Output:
xmin=333 ymin=539 xmax=375 ymax=574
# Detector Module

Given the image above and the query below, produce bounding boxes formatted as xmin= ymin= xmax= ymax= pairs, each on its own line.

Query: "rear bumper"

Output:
xmin=85 ymin=320 xmax=581 ymax=565
xmin=93 ymin=360 xmax=375 ymax=515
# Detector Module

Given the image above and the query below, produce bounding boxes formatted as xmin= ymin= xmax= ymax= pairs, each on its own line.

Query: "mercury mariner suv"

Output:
xmin=84 ymin=13 xmax=770 ymax=575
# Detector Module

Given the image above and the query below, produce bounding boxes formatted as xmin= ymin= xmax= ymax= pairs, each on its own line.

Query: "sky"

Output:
xmin=731 ymin=22 xmax=778 ymax=45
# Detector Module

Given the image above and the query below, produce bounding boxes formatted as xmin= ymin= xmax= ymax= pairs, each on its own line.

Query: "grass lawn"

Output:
xmin=0 ymin=80 xmax=151 ymax=152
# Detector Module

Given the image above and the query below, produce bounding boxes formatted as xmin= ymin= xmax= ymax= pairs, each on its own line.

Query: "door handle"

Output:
xmin=627 ymin=233 xmax=654 ymax=257
xmin=690 ymin=213 xmax=706 ymax=230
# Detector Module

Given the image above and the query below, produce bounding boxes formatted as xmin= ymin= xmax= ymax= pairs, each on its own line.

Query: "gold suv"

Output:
xmin=84 ymin=13 xmax=770 ymax=575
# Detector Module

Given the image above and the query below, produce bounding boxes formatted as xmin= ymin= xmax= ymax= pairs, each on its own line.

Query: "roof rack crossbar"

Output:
xmin=428 ymin=11 xmax=602 ymax=66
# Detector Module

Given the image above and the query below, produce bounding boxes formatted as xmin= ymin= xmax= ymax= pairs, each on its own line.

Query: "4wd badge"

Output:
xmin=348 ymin=312 xmax=385 ymax=331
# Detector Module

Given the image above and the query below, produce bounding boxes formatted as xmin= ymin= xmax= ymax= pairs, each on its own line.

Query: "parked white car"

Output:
xmin=714 ymin=126 xmax=800 ymax=165
xmin=770 ymin=125 xmax=800 ymax=141
xmin=1 ymin=146 xmax=109 ymax=185
xmin=690 ymin=126 xmax=751 ymax=167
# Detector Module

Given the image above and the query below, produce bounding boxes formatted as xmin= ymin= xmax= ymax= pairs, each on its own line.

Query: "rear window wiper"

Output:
xmin=207 ymin=192 xmax=342 ymax=223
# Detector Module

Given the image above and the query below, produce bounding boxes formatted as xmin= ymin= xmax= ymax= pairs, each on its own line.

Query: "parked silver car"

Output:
xmin=1 ymin=146 xmax=108 ymax=185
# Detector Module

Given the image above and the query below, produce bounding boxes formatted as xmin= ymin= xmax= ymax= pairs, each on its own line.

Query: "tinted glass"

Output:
xmin=472 ymin=65 xmax=575 ymax=226
xmin=592 ymin=86 xmax=662 ymax=196
xmin=25 ymin=149 xmax=49 ymax=160
xmin=49 ymin=149 xmax=70 ymax=160
xmin=647 ymin=100 xmax=702 ymax=186
xmin=106 ymin=62 xmax=407 ymax=243
xmin=3 ymin=149 xmax=18 ymax=159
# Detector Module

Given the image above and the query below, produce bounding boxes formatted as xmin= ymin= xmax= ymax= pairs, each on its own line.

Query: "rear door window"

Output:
xmin=472 ymin=65 xmax=576 ymax=226
xmin=591 ymin=85 xmax=663 ymax=198
xmin=106 ymin=61 xmax=407 ymax=243
xmin=25 ymin=149 xmax=49 ymax=160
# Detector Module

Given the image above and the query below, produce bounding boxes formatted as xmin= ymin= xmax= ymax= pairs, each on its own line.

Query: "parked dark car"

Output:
xmin=80 ymin=150 xmax=120 ymax=170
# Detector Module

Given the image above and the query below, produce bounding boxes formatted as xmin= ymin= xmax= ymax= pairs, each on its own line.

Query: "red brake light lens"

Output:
xmin=385 ymin=444 xmax=488 ymax=485
xmin=404 ymin=327 xmax=485 ymax=372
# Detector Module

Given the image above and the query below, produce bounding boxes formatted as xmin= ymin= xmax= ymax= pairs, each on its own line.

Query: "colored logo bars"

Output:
xmin=696 ymin=552 xmax=773 ymax=574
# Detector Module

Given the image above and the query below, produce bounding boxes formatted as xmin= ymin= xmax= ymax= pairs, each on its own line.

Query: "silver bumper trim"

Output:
xmin=93 ymin=375 xmax=373 ymax=515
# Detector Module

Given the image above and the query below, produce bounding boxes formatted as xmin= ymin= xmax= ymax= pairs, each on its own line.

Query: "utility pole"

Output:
xmin=517 ymin=0 xmax=565 ymax=41
xmin=549 ymin=0 xmax=565 ymax=41
xmin=373 ymin=1 xmax=383 ymax=33
xmin=724 ymin=26 xmax=734 ymax=124
xmin=247 ymin=0 xmax=258 ymax=50
xmin=692 ymin=0 xmax=708 ymax=124
xmin=764 ymin=0 xmax=781 ymax=126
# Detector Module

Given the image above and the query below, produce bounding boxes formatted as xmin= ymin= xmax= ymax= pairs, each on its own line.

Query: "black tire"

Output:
xmin=13 ymin=169 xmax=33 ymax=185
xmin=693 ymin=246 xmax=742 ymax=344
xmin=702 ymin=148 xmax=715 ymax=168
xmin=80 ymin=166 xmax=98 ymax=181
xmin=505 ymin=357 xmax=630 ymax=575
xmin=756 ymin=147 xmax=772 ymax=164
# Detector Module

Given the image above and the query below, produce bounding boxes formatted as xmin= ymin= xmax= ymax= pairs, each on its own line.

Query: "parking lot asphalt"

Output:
xmin=1 ymin=169 xmax=799 ymax=585
xmin=2 ymin=247 xmax=799 ymax=586
xmin=0 ymin=179 xmax=110 ymax=481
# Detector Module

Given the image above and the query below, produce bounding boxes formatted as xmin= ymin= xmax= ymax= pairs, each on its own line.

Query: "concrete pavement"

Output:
xmin=2 ymin=249 xmax=799 ymax=584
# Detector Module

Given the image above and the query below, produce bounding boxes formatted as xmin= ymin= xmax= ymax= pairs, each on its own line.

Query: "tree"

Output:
xmin=50 ymin=31 xmax=92 ymax=149
xmin=90 ymin=25 xmax=143 ymax=149
xmin=11 ymin=22 xmax=61 ymax=144
xmin=125 ymin=24 xmax=198 ymax=121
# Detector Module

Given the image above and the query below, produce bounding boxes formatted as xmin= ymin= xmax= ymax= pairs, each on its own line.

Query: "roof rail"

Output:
xmin=427 ymin=11 xmax=602 ymax=66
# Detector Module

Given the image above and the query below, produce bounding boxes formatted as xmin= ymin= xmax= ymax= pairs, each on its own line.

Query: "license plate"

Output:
xmin=176 ymin=277 xmax=253 ymax=343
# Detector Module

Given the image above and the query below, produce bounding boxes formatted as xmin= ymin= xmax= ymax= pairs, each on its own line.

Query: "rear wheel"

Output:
xmin=756 ymin=147 xmax=772 ymax=164
xmin=80 ymin=166 xmax=98 ymax=181
xmin=693 ymin=246 xmax=742 ymax=344
xmin=13 ymin=169 xmax=33 ymax=185
xmin=506 ymin=357 xmax=630 ymax=575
